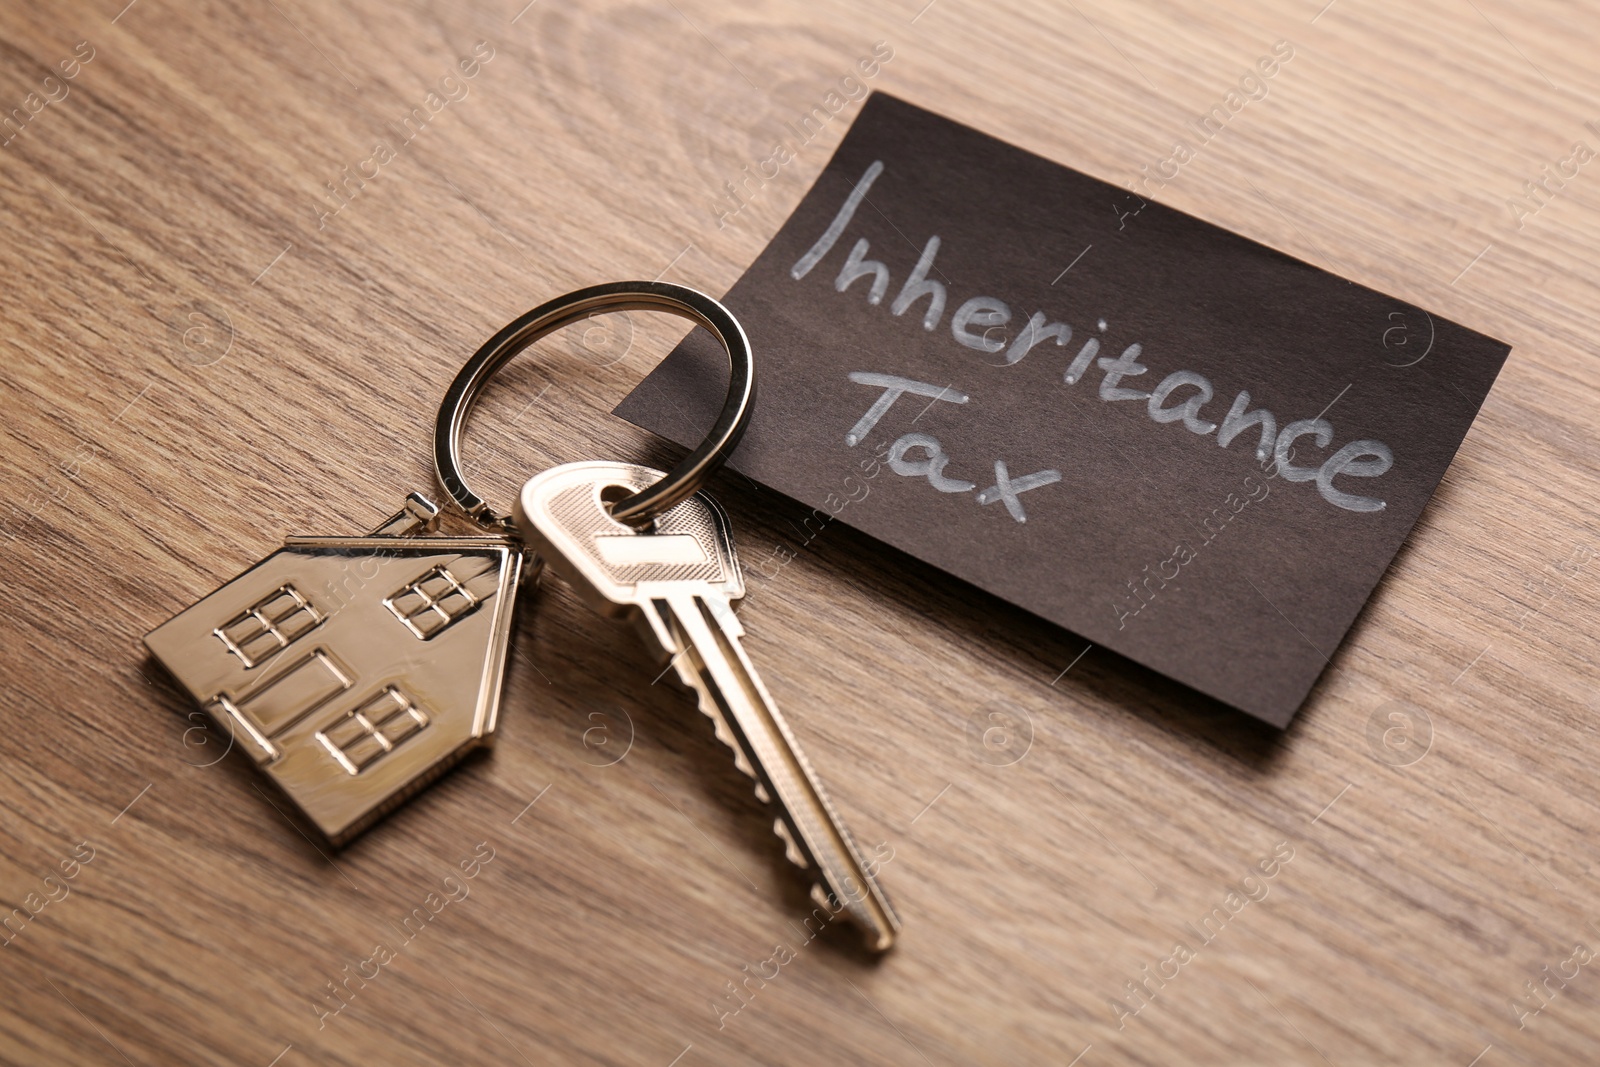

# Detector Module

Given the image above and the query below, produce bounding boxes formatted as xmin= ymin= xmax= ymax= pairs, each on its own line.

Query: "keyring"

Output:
xmin=434 ymin=280 xmax=754 ymax=529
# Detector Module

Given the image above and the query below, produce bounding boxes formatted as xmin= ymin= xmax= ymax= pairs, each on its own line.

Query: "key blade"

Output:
xmin=659 ymin=589 xmax=901 ymax=951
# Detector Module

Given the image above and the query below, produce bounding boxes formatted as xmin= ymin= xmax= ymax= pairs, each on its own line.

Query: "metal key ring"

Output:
xmin=435 ymin=280 xmax=754 ymax=529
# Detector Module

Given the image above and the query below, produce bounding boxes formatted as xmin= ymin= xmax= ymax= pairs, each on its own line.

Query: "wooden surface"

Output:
xmin=2 ymin=0 xmax=1598 ymax=1063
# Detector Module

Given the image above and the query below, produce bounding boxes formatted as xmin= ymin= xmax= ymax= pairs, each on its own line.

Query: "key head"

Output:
xmin=516 ymin=461 xmax=744 ymax=618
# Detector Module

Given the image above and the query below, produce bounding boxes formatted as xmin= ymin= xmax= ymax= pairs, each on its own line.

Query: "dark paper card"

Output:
xmin=616 ymin=93 xmax=1510 ymax=726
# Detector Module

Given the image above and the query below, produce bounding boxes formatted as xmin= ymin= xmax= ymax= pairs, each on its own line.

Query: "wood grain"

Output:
xmin=2 ymin=0 xmax=1598 ymax=1063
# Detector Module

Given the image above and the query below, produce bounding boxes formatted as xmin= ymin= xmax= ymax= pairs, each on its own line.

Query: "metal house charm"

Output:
xmin=144 ymin=494 xmax=527 ymax=845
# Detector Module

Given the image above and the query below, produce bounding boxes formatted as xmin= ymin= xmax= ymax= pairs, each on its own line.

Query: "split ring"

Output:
xmin=435 ymin=280 xmax=754 ymax=528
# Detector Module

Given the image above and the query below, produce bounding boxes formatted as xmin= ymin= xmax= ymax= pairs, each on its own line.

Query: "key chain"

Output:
xmin=437 ymin=282 xmax=899 ymax=950
xmin=143 ymin=486 xmax=526 ymax=846
xmin=146 ymin=280 xmax=897 ymax=950
xmin=143 ymin=282 xmax=743 ymax=844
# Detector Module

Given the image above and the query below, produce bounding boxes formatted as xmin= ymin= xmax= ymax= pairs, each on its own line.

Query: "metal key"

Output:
xmin=516 ymin=461 xmax=900 ymax=950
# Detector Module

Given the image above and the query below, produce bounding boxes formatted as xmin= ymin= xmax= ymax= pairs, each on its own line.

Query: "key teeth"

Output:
xmin=675 ymin=669 xmax=792 ymax=825
xmin=686 ymin=681 xmax=743 ymax=759
xmin=677 ymin=668 xmax=763 ymax=786
xmin=709 ymin=714 xmax=738 ymax=755
xmin=680 ymin=673 xmax=782 ymax=812
xmin=773 ymin=818 xmax=808 ymax=869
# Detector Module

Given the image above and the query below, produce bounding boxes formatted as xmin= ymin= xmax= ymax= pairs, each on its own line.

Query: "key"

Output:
xmin=516 ymin=461 xmax=900 ymax=950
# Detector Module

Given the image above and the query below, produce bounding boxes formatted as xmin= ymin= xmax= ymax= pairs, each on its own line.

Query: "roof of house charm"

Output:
xmin=144 ymin=495 xmax=526 ymax=845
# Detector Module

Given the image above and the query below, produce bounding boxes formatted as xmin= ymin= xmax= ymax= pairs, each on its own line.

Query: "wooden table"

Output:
xmin=2 ymin=0 xmax=1596 ymax=1063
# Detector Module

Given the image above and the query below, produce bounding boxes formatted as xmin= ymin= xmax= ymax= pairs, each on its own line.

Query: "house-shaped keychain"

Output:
xmin=145 ymin=495 xmax=527 ymax=845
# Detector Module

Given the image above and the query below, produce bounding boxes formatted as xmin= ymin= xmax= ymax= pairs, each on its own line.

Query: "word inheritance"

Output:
xmin=797 ymin=161 xmax=1395 ymax=516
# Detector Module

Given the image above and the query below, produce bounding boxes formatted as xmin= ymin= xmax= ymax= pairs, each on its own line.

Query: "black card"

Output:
xmin=616 ymin=93 xmax=1509 ymax=727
